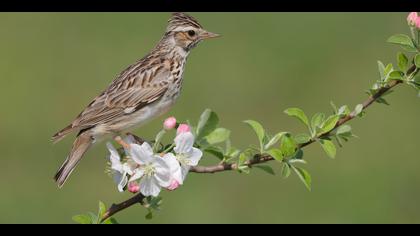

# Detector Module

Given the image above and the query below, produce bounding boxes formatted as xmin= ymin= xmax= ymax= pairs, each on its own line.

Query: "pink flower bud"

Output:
xmin=177 ymin=124 xmax=191 ymax=134
xmin=167 ymin=179 xmax=180 ymax=191
xmin=163 ymin=116 xmax=177 ymax=130
xmin=407 ymin=12 xmax=418 ymax=26
xmin=416 ymin=17 xmax=420 ymax=29
xmin=128 ymin=182 xmax=140 ymax=193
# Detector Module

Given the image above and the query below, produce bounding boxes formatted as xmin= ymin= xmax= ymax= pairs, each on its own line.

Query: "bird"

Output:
xmin=52 ymin=12 xmax=219 ymax=187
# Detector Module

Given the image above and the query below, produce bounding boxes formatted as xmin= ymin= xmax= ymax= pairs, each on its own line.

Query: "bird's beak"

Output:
xmin=200 ymin=30 xmax=221 ymax=40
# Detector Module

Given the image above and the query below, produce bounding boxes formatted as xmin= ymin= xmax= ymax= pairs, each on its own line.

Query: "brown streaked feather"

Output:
xmin=56 ymin=57 xmax=172 ymax=134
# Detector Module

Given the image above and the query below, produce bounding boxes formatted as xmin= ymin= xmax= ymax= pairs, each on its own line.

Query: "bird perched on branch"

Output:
xmin=52 ymin=13 xmax=219 ymax=187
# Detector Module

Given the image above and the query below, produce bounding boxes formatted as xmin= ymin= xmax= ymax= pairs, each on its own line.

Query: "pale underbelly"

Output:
xmin=90 ymin=99 xmax=174 ymax=139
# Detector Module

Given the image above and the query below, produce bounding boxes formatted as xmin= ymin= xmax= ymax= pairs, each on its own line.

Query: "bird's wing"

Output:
xmin=70 ymin=63 xmax=171 ymax=130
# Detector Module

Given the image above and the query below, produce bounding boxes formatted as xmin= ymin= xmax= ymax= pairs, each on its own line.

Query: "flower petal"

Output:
xmin=152 ymin=157 xmax=172 ymax=187
xmin=161 ymin=153 xmax=183 ymax=185
xmin=187 ymin=148 xmax=203 ymax=166
xmin=140 ymin=176 xmax=161 ymax=197
xmin=116 ymin=172 xmax=128 ymax=192
xmin=174 ymin=132 xmax=195 ymax=154
xmin=129 ymin=142 xmax=154 ymax=165
xmin=107 ymin=142 xmax=123 ymax=172
xmin=128 ymin=168 xmax=144 ymax=182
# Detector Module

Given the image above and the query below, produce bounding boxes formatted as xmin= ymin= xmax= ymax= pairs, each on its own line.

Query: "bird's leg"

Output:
xmin=114 ymin=135 xmax=130 ymax=149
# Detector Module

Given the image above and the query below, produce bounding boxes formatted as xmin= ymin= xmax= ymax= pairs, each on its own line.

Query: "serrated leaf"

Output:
xmin=387 ymin=34 xmax=416 ymax=50
xmin=397 ymin=52 xmax=409 ymax=72
xmin=383 ymin=63 xmax=393 ymax=81
xmin=254 ymin=165 xmax=275 ymax=175
xmin=205 ymin=146 xmax=225 ymax=160
xmin=203 ymin=128 xmax=230 ymax=145
xmin=294 ymin=133 xmax=311 ymax=144
xmin=244 ymin=120 xmax=265 ymax=152
xmin=284 ymin=108 xmax=310 ymax=128
xmin=311 ymin=113 xmax=325 ymax=135
xmin=338 ymin=105 xmax=350 ymax=117
xmin=336 ymin=125 xmax=351 ymax=135
xmin=291 ymin=166 xmax=312 ymax=191
xmin=354 ymin=104 xmax=364 ymax=117
xmin=267 ymin=148 xmax=283 ymax=162
xmin=72 ymin=214 xmax=92 ymax=224
xmin=389 ymin=71 xmax=404 ymax=81
xmin=281 ymin=163 xmax=291 ymax=178
xmin=321 ymin=115 xmax=339 ymax=133
xmin=415 ymin=54 xmax=420 ymax=68
xmin=264 ymin=132 xmax=287 ymax=150
xmin=319 ymin=138 xmax=336 ymax=159
xmin=196 ymin=109 xmax=219 ymax=140
xmin=280 ymin=133 xmax=297 ymax=157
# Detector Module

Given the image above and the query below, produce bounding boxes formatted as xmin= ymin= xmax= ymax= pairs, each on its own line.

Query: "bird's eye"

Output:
xmin=187 ymin=30 xmax=196 ymax=37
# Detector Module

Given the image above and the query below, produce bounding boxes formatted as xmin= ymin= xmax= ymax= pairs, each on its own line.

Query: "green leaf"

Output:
xmin=280 ymin=133 xmax=297 ymax=157
xmin=281 ymin=163 xmax=291 ymax=178
xmin=320 ymin=115 xmax=339 ymax=133
xmin=291 ymin=166 xmax=312 ymax=191
xmin=267 ymin=148 xmax=284 ymax=162
xmin=72 ymin=214 xmax=92 ymax=224
xmin=203 ymin=128 xmax=230 ymax=145
xmin=383 ymin=63 xmax=393 ymax=81
xmin=254 ymin=165 xmax=275 ymax=175
xmin=311 ymin=113 xmax=325 ymax=135
xmin=153 ymin=129 xmax=166 ymax=152
xmin=196 ymin=109 xmax=219 ymax=140
xmin=389 ymin=71 xmax=404 ymax=81
xmin=354 ymin=104 xmax=364 ymax=117
xmin=244 ymin=120 xmax=265 ymax=152
xmin=319 ymin=138 xmax=336 ymax=159
xmin=291 ymin=148 xmax=304 ymax=160
xmin=336 ymin=125 xmax=352 ymax=135
xmin=87 ymin=212 xmax=99 ymax=224
xmin=387 ymin=34 xmax=416 ymax=51
xmin=397 ymin=52 xmax=409 ymax=72
xmin=415 ymin=54 xmax=420 ymax=68
xmin=294 ymin=133 xmax=311 ymax=144
xmin=264 ymin=132 xmax=287 ymax=150
xmin=102 ymin=217 xmax=119 ymax=224
xmin=338 ymin=105 xmax=350 ymax=117
xmin=145 ymin=211 xmax=153 ymax=220
xmin=376 ymin=97 xmax=390 ymax=105
xmin=377 ymin=60 xmax=385 ymax=79
xmin=205 ymin=146 xmax=225 ymax=160
xmin=98 ymin=201 xmax=106 ymax=218
xmin=284 ymin=108 xmax=310 ymax=128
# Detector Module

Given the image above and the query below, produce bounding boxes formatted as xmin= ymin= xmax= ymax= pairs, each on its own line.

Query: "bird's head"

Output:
xmin=165 ymin=13 xmax=220 ymax=51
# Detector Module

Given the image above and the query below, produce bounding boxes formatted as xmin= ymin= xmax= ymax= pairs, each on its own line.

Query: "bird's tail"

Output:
xmin=54 ymin=132 xmax=93 ymax=188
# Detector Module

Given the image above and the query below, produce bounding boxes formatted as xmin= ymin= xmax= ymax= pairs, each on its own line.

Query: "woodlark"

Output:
xmin=52 ymin=13 xmax=219 ymax=187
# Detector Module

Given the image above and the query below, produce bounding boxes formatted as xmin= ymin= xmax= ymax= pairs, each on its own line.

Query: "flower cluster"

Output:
xmin=407 ymin=12 xmax=420 ymax=29
xmin=106 ymin=117 xmax=202 ymax=197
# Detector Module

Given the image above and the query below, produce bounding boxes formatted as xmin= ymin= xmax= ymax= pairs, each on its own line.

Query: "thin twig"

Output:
xmin=102 ymin=65 xmax=416 ymax=222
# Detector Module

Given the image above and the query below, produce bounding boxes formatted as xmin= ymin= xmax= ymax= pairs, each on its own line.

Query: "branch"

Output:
xmin=190 ymin=79 xmax=403 ymax=173
xmin=102 ymin=65 xmax=417 ymax=222
xmin=101 ymin=193 xmax=145 ymax=222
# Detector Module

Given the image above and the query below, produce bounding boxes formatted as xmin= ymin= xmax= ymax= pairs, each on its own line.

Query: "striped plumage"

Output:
xmin=52 ymin=13 xmax=219 ymax=187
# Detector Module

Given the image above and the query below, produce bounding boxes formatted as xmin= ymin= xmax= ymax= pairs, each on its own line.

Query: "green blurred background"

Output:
xmin=0 ymin=13 xmax=419 ymax=223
